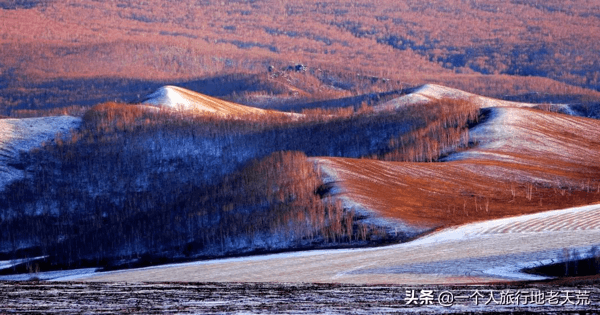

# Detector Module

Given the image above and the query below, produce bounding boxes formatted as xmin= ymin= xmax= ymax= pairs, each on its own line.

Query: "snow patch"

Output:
xmin=0 ymin=256 xmax=47 ymax=271
xmin=0 ymin=116 xmax=81 ymax=192
xmin=408 ymin=203 xmax=600 ymax=246
xmin=142 ymin=86 xmax=207 ymax=112
xmin=443 ymin=106 xmax=600 ymax=166
xmin=141 ymin=85 xmax=304 ymax=119
xmin=0 ymin=268 xmax=99 ymax=281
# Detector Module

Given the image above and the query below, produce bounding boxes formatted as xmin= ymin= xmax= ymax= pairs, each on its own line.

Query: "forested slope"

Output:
xmin=0 ymin=94 xmax=439 ymax=269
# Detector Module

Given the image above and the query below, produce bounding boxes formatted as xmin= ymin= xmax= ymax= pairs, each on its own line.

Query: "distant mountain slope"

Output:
xmin=141 ymin=85 xmax=294 ymax=117
xmin=4 ymin=0 xmax=600 ymax=97
xmin=377 ymin=84 xmax=533 ymax=109
xmin=315 ymin=106 xmax=600 ymax=232
xmin=0 ymin=116 xmax=80 ymax=191
xmin=377 ymin=83 xmax=586 ymax=117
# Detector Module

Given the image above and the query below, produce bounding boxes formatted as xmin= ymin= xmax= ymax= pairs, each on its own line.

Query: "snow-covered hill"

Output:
xmin=0 ymin=116 xmax=80 ymax=191
xmin=141 ymin=85 xmax=288 ymax=117
xmin=444 ymin=106 xmax=600 ymax=166
xmin=376 ymin=84 xmax=574 ymax=112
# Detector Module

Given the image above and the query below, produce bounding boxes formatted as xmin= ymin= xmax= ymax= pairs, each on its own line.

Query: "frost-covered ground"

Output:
xmin=0 ymin=268 xmax=98 ymax=281
xmin=0 ymin=116 xmax=81 ymax=192
xmin=50 ymin=203 xmax=600 ymax=284
xmin=2 ymin=282 xmax=597 ymax=314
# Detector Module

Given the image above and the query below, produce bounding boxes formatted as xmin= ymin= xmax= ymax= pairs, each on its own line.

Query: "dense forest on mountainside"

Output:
xmin=3 ymin=0 xmax=600 ymax=86
xmin=2 ymin=0 xmax=600 ymax=116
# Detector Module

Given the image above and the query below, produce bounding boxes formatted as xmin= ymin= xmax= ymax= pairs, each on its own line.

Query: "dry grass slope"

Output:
xmin=316 ymin=106 xmax=600 ymax=230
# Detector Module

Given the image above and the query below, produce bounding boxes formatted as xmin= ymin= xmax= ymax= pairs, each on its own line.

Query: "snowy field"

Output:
xmin=30 ymin=203 xmax=595 ymax=284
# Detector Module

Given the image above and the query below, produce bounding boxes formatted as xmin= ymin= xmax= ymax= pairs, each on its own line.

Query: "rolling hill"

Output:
xmin=314 ymin=105 xmax=600 ymax=233
xmin=141 ymin=85 xmax=278 ymax=116
xmin=375 ymin=84 xmax=539 ymax=110
xmin=1 ymin=83 xmax=599 ymax=285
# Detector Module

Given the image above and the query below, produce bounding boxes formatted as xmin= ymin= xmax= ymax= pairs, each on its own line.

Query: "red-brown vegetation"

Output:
xmin=317 ymin=106 xmax=600 ymax=229
xmin=2 ymin=0 xmax=600 ymax=116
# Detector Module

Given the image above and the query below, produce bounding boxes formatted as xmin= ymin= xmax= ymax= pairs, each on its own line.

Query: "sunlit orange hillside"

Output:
xmin=315 ymin=106 xmax=600 ymax=232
